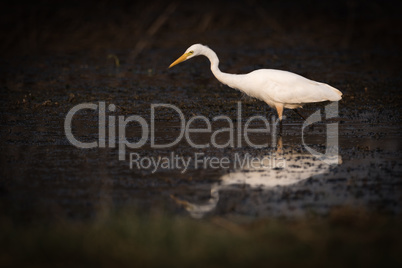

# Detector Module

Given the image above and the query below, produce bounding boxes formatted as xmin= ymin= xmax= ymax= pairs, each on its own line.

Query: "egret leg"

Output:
xmin=275 ymin=103 xmax=284 ymax=121
xmin=293 ymin=109 xmax=315 ymax=130
xmin=275 ymin=104 xmax=284 ymax=135
xmin=276 ymin=136 xmax=283 ymax=154
xmin=293 ymin=109 xmax=307 ymax=120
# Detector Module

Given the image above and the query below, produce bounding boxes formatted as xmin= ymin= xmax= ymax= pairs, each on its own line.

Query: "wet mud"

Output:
xmin=0 ymin=0 xmax=401 ymax=222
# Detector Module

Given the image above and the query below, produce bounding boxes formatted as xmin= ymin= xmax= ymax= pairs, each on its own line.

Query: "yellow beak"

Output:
xmin=169 ymin=53 xmax=189 ymax=68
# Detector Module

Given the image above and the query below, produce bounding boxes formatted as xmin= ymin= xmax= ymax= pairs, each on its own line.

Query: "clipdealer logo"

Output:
xmin=64 ymin=101 xmax=340 ymax=172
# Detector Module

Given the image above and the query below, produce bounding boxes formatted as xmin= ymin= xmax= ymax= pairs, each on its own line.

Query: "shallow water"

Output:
xmin=0 ymin=49 xmax=401 ymax=221
xmin=1 ymin=0 xmax=402 ymax=221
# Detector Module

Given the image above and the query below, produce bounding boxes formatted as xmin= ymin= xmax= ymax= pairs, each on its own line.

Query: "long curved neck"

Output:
xmin=200 ymin=46 xmax=233 ymax=86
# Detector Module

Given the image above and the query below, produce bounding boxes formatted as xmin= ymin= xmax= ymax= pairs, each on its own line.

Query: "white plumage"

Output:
xmin=169 ymin=44 xmax=342 ymax=120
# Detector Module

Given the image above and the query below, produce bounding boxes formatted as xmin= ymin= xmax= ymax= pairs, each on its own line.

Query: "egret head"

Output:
xmin=169 ymin=44 xmax=204 ymax=68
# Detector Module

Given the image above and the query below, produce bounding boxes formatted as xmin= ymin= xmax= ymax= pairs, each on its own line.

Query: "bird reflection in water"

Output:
xmin=171 ymin=137 xmax=341 ymax=218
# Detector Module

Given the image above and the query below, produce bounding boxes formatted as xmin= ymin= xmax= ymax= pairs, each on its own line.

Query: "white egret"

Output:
xmin=169 ymin=44 xmax=342 ymax=122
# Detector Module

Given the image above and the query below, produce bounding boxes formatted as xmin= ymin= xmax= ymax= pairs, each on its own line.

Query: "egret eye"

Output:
xmin=188 ymin=51 xmax=194 ymax=55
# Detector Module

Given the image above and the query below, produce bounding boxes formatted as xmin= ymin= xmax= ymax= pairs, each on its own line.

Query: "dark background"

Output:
xmin=0 ymin=0 xmax=401 ymax=54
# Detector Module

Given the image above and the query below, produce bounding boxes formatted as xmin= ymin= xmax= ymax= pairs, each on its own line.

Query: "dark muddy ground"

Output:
xmin=0 ymin=0 xmax=401 ymax=266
